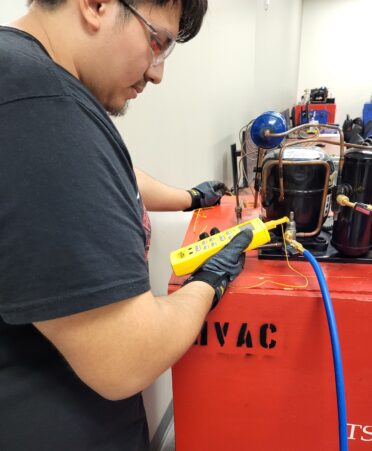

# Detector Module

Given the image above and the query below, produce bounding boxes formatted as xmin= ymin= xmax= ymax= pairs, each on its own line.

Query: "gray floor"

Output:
xmin=158 ymin=418 xmax=175 ymax=451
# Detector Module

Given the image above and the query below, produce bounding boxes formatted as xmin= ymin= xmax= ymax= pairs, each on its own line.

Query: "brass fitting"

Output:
xmin=337 ymin=194 xmax=355 ymax=209
xmin=337 ymin=194 xmax=372 ymax=214
xmin=284 ymin=233 xmax=306 ymax=254
xmin=284 ymin=229 xmax=295 ymax=242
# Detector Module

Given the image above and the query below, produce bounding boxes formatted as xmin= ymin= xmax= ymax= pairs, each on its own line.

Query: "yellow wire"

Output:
xmin=192 ymin=209 xmax=202 ymax=234
xmin=199 ymin=225 xmax=208 ymax=235
xmin=192 ymin=207 xmax=214 ymax=235
xmin=230 ymin=224 xmax=309 ymax=290
xmin=193 ymin=205 xmax=309 ymax=289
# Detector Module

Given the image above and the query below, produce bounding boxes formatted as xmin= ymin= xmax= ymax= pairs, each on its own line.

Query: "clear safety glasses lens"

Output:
xmin=150 ymin=28 xmax=176 ymax=66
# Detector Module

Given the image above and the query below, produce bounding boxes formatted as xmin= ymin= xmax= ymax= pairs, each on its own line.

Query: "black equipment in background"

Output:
xmin=237 ymin=111 xmax=372 ymax=263
xmin=260 ymin=147 xmax=335 ymax=236
xmin=331 ymin=145 xmax=372 ymax=256
xmin=310 ymin=87 xmax=328 ymax=103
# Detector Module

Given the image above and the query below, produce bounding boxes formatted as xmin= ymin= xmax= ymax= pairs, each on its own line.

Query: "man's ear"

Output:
xmin=78 ymin=0 xmax=111 ymax=31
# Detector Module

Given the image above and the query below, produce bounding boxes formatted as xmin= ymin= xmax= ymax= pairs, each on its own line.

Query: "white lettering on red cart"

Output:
xmin=348 ymin=423 xmax=372 ymax=442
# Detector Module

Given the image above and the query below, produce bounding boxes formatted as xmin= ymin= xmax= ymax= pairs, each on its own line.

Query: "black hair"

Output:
xmin=27 ymin=0 xmax=208 ymax=42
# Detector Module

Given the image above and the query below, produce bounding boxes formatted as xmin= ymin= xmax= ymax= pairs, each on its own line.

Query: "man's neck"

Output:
xmin=9 ymin=8 xmax=79 ymax=78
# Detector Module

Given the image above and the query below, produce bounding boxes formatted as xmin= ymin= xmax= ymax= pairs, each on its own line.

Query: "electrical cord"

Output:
xmin=238 ymin=120 xmax=257 ymax=189
xmin=303 ymin=250 xmax=348 ymax=451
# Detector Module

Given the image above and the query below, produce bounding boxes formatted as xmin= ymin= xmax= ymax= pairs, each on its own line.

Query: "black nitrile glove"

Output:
xmin=184 ymin=181 xmax=228 ymax=211
xmin=183 ymin=229 xmax=253 ymax=310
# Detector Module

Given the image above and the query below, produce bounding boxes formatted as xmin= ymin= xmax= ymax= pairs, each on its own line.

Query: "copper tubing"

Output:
xmin=261 ymin=160 xmax=330 ymax=238
xmin=260 ymin=159 xmax=276 ymax=205
xmin=264 ymin=123 xmax=322 ymax=138
xmin=277 ymin=136 xmax=372 ymax=202
xmin=253 ymin=190 xmax=259 ymax=209
xmin=265 ymin=123 xmax=346 ymax=174
xmin=317 ymin=139 xmax=372 ymax=150
xmin=260 ymin=122 xmax=372 ymax=235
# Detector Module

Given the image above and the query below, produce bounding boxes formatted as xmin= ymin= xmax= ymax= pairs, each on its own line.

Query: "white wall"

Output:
xmin=1 ymin=0 xmax=303 ymax=441
xmin=0 ymin=2 xmax=28 ymax=23
xmin=253 ymin=0 xmax=302 ymax=115
xmin=298 ymin=0 xmax=372 ymax=124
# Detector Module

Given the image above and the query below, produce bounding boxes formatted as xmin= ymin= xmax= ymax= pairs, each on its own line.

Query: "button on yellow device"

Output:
xmin=170 ymin=216 xmax=289 ymax=277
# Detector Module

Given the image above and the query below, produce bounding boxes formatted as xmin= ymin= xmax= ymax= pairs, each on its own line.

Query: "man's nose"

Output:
xmin=144 ymin=62 xmax=164 ymax=84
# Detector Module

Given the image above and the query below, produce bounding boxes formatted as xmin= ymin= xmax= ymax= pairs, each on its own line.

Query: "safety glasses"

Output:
xmin=120 ymin=0 xmax=176 ymax=66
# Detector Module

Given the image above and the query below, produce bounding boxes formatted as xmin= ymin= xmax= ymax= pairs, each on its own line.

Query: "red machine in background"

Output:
xmin=293 ymin=102 xmax=336 ymax=126
xmin=292 ymin=87 xmax=336 ymax=126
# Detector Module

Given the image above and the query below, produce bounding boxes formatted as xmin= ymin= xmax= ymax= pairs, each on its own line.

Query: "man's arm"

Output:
xmin=34 ymin=283 xmax=214 ymax=401
xmin=33 ymin=229 xmax=252 ymax=401
xmin=134 ymin=168 xmax=229 ymax=212
xmin=134 ymin=168 xmax=192 ymax=211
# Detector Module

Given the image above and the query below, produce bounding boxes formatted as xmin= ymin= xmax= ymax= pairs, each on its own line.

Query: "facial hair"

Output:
xmin=108 ymin=101 xmax=130 ymax=117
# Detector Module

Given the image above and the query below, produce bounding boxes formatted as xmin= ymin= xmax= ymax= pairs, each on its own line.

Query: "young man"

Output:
xmin=0 ymin=1 xmax=252 ymax=449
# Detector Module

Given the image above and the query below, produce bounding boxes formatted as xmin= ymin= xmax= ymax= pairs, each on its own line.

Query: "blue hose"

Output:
xmin=303 ymin=250 xmax=348 ymax=451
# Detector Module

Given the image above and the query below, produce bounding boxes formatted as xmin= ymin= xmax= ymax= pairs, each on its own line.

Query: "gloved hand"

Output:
xmin=183 ymin=228 xmax=253 ymax=310
xmin=184 ymin=181 xmax=228 ymax=211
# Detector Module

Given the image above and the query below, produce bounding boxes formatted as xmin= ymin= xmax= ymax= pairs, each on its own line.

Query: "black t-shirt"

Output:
xmin=0 ymin=27 xmax=151 ymax=450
